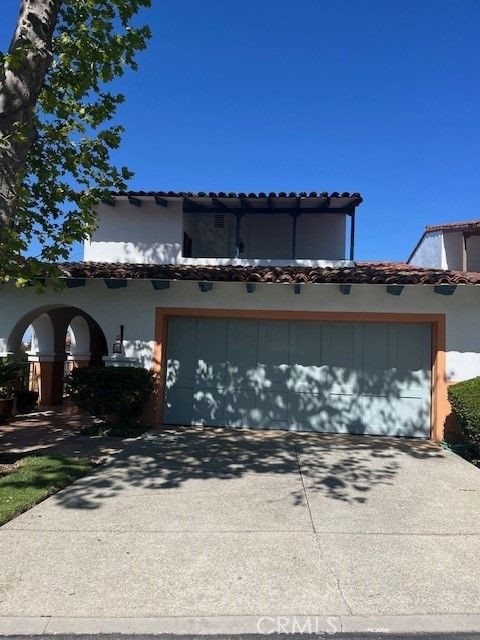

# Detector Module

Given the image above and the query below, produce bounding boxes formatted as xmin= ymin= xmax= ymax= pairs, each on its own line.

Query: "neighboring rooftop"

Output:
xmin=56 ymin=261 xmax=480 ymax=286
xmin=425 ymin=220 xmax=480 ymax=234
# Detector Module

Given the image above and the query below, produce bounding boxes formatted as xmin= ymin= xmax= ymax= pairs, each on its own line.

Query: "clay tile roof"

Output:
xmin=55 ymin=261 xmax=480 ymax=286
xmin=110 ymin=190 xmax=363 ymax=200
xmin=425 ymin=220 xmax=480 ymax=234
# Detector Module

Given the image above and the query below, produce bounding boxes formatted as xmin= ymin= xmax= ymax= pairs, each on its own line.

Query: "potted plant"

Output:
xmin=0 ymin=360 xmax=27 ymax=420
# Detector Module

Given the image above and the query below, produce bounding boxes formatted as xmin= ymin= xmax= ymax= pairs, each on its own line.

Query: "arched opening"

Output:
xmin=68 ymin=316 xmax=90 ymax=357
xmin=7 ymin=306 xmax=108 ymax=407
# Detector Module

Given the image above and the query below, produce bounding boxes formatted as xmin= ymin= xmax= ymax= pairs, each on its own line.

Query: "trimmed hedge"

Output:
xmin=65 ymin=366 xmax=154 ymax=424
xmin=448 ymin=377 xmax=480 ymax=449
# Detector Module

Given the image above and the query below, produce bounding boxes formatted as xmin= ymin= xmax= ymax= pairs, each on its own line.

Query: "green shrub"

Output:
xmin=0 ymin=359 xmax=28 ymax=400
xmin=65 ymin=366 xmax=154 ymax=425
xmin=448 ymin=377 xmax=480 ymax=450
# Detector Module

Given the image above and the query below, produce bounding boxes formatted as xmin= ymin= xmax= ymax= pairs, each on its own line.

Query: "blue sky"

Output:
xmin=2 ymin=0 xmax=479 ymax=261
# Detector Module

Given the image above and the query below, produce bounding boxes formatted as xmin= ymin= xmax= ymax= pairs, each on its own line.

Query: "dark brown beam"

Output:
xmin=240 ymin=197 xmax=252 ymax=209
xmin=434 ymin=285 xmax=456 ymax=296
xmin=181 ymin=207 xmax=355 ymax=215
xmin=212 ymin=197 xmax=230 ymax=210
xmin=234 ymin=212 xmax=244 ymax=257
xmin=155 ymin=195 xmax=168 ymax=207
xmin=386 ymin=285 xmax=404 ymax=296
xmin=290 ymin=211 xmax=300 ymax=259
xmin=128 ymin=196 xmax=142 ymax=207
xmin=183 ymin=197 xmax=207 ymax=211
xmin=349 ymin=208 xmax=356 ymax=260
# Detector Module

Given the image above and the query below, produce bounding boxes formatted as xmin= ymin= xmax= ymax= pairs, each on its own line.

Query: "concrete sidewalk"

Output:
xmin=0 ymin=427 xmax=479 ymax=634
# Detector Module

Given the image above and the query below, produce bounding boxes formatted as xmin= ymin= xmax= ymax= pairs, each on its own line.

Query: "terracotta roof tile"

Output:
xmin=55 ymin=261 xmax=480 ymax=286
xmin=425 ymin=220 xmax=480 ymax=233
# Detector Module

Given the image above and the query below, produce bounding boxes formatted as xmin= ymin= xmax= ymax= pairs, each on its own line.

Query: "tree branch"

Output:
xmin=0 ymin=0 xmax=63 ymax=228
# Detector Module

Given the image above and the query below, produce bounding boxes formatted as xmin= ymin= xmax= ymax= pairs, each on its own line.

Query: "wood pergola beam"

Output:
xmin=211 ymin=197 xmax=231 ymax=210
xmin=183 ymin=197 xmax=207 ymax=211
xmin=155 ymin=195 xmax=168 ymax=207
xmin=181 ymin=206 xmax=350 ymax=215
xmin=128 ymin=196 xmax=142 ymax=207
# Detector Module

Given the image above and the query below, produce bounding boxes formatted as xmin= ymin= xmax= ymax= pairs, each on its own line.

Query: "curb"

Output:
xmin=2 ymin=613 xmax=480 ymax=635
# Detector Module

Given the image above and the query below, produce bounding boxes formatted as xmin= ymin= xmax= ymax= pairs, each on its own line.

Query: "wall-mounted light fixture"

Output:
xmin=112 ymin=325 xmax=124 ymax=355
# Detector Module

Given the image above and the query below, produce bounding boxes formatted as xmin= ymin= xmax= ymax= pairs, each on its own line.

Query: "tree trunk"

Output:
xmin=0 ymin=0 xmax=62 ymax=233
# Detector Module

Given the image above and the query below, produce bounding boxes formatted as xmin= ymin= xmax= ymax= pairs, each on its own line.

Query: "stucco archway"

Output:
xmin=7 ymin=305 xmax=108 ymax=406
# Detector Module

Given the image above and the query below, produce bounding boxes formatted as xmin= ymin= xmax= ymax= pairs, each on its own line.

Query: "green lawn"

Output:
xmin=0 ymin=455 xmax=93 ymax=526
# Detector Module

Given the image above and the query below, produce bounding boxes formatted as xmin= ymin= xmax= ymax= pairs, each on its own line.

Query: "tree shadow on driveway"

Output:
xmin=52 ymin=426 xmax=445 ymax=510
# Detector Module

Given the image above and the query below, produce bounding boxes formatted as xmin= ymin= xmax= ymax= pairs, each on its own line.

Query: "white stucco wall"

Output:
xmin=1 ymin=281 xmax=480 ymax=382
xmin=85 ymin=200 xmax=184 ymax=263
xmin=443 ymin=231 xmax=463 ymax=270
xmin=439 ymin=232 xmax=480 ymax=272
xmin=409 ymin=231 xmax=445 ymax=268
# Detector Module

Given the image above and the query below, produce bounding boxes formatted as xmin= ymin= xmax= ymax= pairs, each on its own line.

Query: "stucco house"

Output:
xmin=1 ymin=191 xmax=480 ymax=441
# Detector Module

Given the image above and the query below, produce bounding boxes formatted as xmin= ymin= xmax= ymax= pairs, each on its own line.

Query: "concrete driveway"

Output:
xmin=1 ymin=427 xmax=480 ymax=635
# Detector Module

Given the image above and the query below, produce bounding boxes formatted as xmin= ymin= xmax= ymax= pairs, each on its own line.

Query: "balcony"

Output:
xmin=181 ymin=192 xmax=361 ymax=267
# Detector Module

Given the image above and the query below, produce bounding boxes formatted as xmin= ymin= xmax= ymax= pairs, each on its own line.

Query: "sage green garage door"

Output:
xmin=164 ymin=318 xmax=432 ymax=438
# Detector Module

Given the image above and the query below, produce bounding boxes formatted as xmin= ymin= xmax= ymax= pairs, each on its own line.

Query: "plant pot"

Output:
xmin=0 ymin=398 xmax=14 ymax=420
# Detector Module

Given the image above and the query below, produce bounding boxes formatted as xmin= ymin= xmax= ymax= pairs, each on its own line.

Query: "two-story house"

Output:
xmin=1 ymin=191 xmax=480 ymax=441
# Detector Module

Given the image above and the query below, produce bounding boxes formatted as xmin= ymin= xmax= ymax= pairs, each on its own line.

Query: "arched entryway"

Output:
xmin=8 ymin=305 xmax=108 ymax=406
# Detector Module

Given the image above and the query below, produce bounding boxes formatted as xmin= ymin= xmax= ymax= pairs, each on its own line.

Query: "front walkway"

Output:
xmin=0 ymin=407 xmax=135 ymax=463
xmin=1 ymin=427 xmax=480 ymax=635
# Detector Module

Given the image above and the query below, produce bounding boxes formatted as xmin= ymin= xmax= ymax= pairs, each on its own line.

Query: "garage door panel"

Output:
xmin=223 ymin=393 xmax=254 ymax=428
xmin=224 ymin=322 xmax=259 ymax=408
xmin=259 ymin=391 xmax=290 ymax=429
xmin=165 ymin=317 xmax=197 ymax=387
xmin=325 ymin=324 xmax=359 ymax=395
xmin=195 ymin=318 xmax=228 ymax=386
xmin=359 ymin=394 xmax=397 ymax=436
xmin=192 ymin=387 xmax=225 ymax=426
xmin=292 ymin=322 xmax=323 ymax=367
xmin=291 ymin=364 xmax=329 ymax=394
xmin=225 ymin=390 xmax=290 ymax=429
xmin=396 ymin=324 xmax=431 ymax=371
xmin=227 ymin=320 xmax=259 ymax=368
xmin=359 ymin=324 xmax=392 ymax=395
xmin=395 ymin=324 xmax=431 ymax=396
xmin=290 ymin=392 xmax=329 ymax=432
xmin=327 ymin=393 xmax=362 ymax=433
xmin=164 ymin=386 xmax=194 ymax=425
xmin=395 ymin=396 xmax=431 ymax=438
xmin=259 ymin=321 xmax=291 ymax=386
